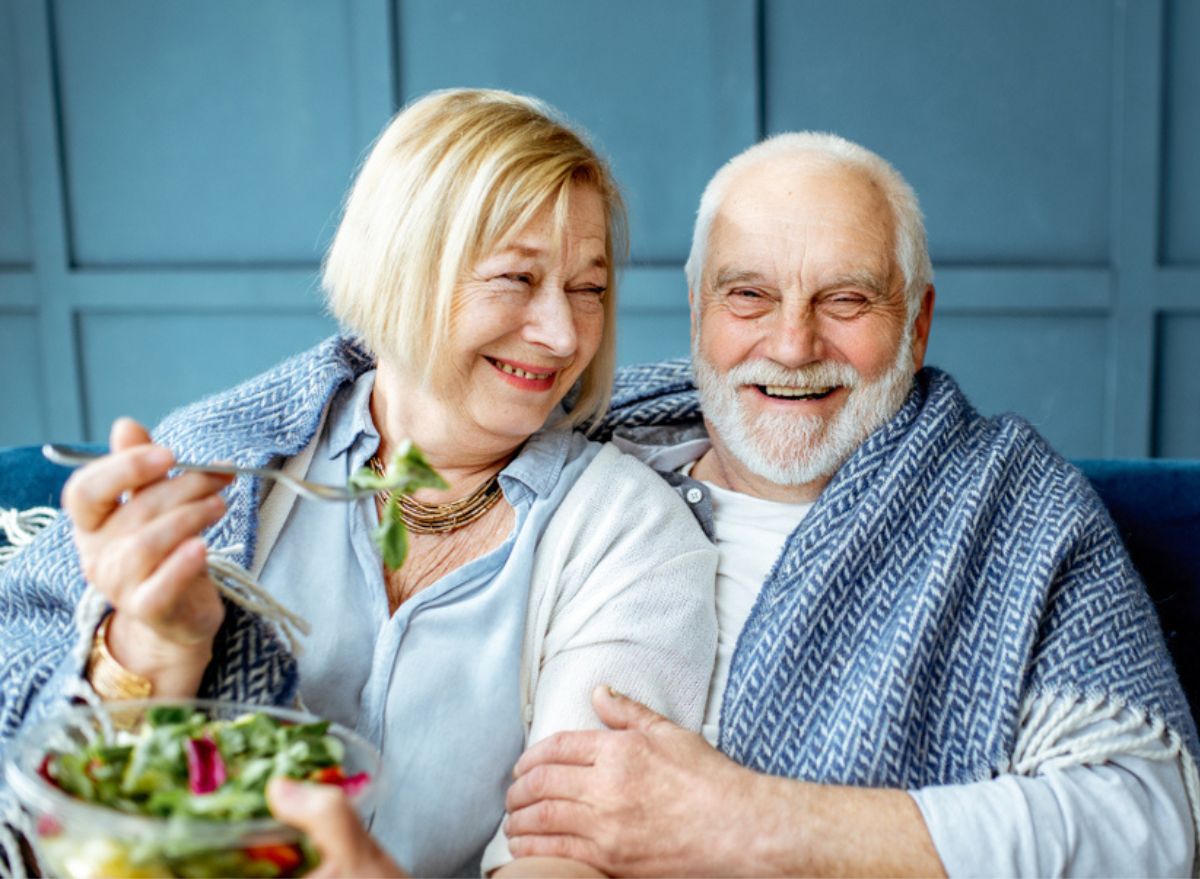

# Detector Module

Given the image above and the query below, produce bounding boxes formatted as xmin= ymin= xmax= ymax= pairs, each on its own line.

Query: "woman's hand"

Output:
xmin=267 ymin=778 xmax=409 ymax=878
xmin=63 ymin=417 xmax=230 ymax=696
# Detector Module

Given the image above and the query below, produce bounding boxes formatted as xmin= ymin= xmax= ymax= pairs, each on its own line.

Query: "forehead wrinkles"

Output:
xmin=705 ymin=162 xmax=897 ymax=282
xmin=705 ymin=209 xmax=893 ymax=296
xmin=494 ymin=191 xmax=607 ymax=271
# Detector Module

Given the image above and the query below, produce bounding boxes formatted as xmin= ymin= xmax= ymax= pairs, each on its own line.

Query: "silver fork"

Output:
xmin=42 ymin=443 xmax=372 ymax=503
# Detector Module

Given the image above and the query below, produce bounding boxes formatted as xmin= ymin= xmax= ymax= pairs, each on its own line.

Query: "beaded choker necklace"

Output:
xmin=367 ymin=454 xmax=503 ymax=534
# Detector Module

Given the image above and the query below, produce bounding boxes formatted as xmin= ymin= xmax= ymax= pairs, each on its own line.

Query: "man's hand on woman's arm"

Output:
xmin=505 ymin=686 xmax=945 ymax=878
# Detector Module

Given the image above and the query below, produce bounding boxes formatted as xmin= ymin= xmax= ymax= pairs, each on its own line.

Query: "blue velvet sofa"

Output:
xmin=1 ymin=446 xmax=1196 ymax=723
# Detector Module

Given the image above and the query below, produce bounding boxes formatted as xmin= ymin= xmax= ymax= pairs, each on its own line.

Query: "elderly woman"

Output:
xmin=0 ymin=89 xmax=717 ymax=877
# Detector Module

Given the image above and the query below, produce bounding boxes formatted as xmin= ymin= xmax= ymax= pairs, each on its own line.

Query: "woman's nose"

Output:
xmin=524 ymin=288 xmax=578 ymax=357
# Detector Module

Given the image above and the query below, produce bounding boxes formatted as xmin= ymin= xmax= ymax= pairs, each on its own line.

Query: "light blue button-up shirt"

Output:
xmin=258 ymin=370 xmax=601 ymax=877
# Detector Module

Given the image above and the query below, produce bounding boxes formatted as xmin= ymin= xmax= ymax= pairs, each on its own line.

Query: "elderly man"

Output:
xmin=497 ymin=134 xmax=1198 ymax=877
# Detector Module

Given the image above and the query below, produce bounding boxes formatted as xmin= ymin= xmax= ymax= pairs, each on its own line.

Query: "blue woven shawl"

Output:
xmin=601 ymin=360 xmax=1198 ymax=788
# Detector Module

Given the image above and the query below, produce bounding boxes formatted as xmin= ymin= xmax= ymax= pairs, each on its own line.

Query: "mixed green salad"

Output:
xmin=35 ymin=706 xmax=368 ymax=878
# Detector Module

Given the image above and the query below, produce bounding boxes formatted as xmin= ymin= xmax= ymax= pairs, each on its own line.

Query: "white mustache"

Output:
xmin=723 ymin=359 xmax=861 ymax=390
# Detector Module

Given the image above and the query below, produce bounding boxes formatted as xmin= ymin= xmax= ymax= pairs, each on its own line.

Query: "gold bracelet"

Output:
xmin=87 ymin=614 xmax=153 ymax=701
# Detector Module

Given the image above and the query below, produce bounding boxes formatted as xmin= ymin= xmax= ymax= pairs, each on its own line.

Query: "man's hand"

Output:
xmin=506 ymin=687 xmax=944 ymax=878
xmin=505 ymin=686 xmax=788 ymax=877
xmin=267 ymin=778 xmax=408 ymax=879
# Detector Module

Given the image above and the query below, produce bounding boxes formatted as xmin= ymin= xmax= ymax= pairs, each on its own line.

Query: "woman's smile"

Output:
xmin=485 ymin=356 xmax=561 ymax=392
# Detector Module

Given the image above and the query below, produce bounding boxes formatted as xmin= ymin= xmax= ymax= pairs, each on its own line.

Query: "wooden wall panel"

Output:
xmin=0 ymin=313 xmax=45 ymax=446
xmin=763 ymin=0 xmax=1113 ymax=265
xmin=0 ymin=4 xmax=32 ymax=266
xmin=76 ymin=311 xmax=337 ymax=437
xmin=617 ymin=313 xmax=691 ymax=368
xmin=1154 ymin=315 xmax=1200 ymax=456
xmin=926 ymin=315 xmax=1109 ymax=458
xmin=53 ymin=0 xmax=376 ymax=267
xmin=1163 ymin=0 xmax=1200 ymax=266
xmin=617 ymin=267 xmax=691 ymax=365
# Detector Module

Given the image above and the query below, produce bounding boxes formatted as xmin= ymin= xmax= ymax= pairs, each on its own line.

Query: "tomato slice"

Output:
xmin=308 ymin=766 xmax=346 ymax=785
xmin=245 ymin=843 xmax=304 ymax=873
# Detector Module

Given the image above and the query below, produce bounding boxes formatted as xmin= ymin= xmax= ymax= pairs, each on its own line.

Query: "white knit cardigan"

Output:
xmin=251 ymin=434 xmax=719 ymax=875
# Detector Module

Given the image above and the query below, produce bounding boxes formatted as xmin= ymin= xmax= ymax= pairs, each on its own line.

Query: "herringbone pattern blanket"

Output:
xmin=600 ymin=362 xmax=1198 ymax=787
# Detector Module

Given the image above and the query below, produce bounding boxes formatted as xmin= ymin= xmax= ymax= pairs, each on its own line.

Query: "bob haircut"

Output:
xmin=323 ymin=88 xmax=627 ymax=429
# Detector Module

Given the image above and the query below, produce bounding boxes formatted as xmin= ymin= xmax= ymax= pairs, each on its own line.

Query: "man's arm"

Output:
xmin=910 ymin=705 xmax=1194 ymax=877
xmin=505 ymin=687 xmax=945 ymax=877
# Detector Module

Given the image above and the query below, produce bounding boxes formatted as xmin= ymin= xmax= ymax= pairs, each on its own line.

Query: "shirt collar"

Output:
xmin=498 ymin=425 xmax=571 ymax=502
xmin=611 ymin=421 xmax=711 ymax=471
xmin=326 ymin=368 xmax=379 ymax=462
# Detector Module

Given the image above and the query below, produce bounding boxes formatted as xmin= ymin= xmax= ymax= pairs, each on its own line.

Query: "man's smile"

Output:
xmin=753 ymin=384 xmax=839 ymax=401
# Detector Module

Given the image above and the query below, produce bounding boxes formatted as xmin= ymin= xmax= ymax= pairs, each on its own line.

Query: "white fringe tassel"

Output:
xmin=0 ymin=508 xmax=57 ymax=569
xmin=1008 ymin=690 xmax=1200 ymax=877
xmin=207 ymin=544 xmax=311 ymax=656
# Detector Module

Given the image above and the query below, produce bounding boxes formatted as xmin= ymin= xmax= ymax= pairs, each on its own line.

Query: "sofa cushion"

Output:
xmin=0 ymin=445 xmax=80 ymax=514
xmin=1077 ymin=459 xmax=1199 ymax=720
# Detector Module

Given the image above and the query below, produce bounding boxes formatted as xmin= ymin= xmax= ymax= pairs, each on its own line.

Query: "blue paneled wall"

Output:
xmin=1 ymin=0 xmax=1197 ymax=458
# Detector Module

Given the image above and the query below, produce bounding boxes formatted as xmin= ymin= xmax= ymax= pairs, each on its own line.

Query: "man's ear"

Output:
xmin=910 ymin=285 xmax=935 ymax=370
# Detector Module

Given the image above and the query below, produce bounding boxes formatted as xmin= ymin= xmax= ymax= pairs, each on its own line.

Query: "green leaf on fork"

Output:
xmin=348 ymin=440 xmax=447 ymax=571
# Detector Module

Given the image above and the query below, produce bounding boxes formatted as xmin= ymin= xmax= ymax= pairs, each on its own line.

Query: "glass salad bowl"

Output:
xmin=4 ymin=699 xmax=380 ymax=878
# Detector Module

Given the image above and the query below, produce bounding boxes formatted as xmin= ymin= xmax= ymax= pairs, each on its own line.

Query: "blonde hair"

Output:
xmin=685 ymin=132 xmax=932 ymax=322
xmin=323 ymin=88 xmax=627 ymax=428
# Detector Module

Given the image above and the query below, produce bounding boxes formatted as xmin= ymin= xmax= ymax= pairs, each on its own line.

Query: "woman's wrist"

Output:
xmin=86 ymin=614 xmax=153 ymax=700
xmin=98 ymin=611 xmax=212 ymax=698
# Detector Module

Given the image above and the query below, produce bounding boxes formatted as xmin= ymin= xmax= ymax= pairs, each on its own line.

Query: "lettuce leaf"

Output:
xmin=348 ymin=440 xmax=446 ymax=571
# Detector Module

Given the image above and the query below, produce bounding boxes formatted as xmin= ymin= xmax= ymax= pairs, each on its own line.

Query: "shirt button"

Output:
xmin=685 ymin=487 xmax=704 ymax=504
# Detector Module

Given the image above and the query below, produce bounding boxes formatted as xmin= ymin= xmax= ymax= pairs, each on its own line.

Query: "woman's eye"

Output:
xmin=492 ymin=272 xmax=535 ymax=286
xmin=569 ymin=285 xmax=607 ymax=297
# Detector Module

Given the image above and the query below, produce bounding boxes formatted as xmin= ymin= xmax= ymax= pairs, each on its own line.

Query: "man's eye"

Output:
xmin=730 ymin=288 xmax=763 ymax=299
xmin=823 ymin=294 xmax=869 ymax=316
xmin=569 ymin=286 xmax=607 ymax=297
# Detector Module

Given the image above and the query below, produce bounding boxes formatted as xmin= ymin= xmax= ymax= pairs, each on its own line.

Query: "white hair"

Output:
xmin=683 ymin=132 xmax=933 ymax=320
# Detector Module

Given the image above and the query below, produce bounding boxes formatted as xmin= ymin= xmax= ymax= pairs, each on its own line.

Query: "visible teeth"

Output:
xmin=497 ymin=361 xmax=551 ymax=380
xmin=763 ymin=385 xmax=833 ymax=398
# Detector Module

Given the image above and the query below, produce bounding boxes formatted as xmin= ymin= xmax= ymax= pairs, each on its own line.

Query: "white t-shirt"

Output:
xmin=697 ymin=474 xmax=812 ymax=745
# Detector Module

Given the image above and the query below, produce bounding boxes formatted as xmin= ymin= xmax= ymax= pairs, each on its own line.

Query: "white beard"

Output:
xmin=692 ymin=327 xmax=915 ymax=487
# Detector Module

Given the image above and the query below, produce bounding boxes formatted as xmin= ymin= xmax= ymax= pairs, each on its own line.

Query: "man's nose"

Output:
xmin=763 ymin=306 xmax=825 ymax=367
xmin=525 ymin=288 xmax=578 ymax=357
